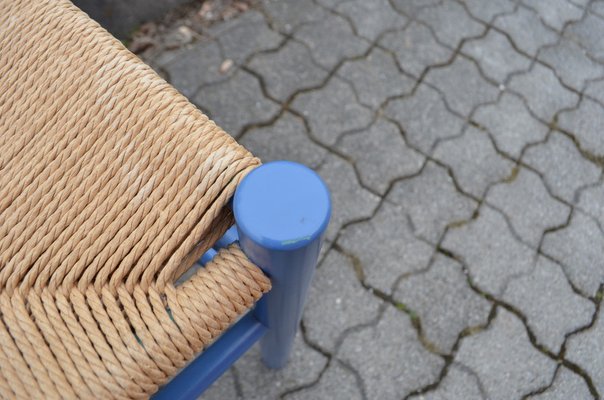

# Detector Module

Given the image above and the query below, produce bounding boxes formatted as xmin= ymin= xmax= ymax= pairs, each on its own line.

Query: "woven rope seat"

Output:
xmin=0 ymin=0 xmax=272 ymax=398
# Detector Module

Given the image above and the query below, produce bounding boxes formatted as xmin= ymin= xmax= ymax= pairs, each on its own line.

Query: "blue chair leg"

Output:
xmin=233 ymin=161 xmax=331 ymax=369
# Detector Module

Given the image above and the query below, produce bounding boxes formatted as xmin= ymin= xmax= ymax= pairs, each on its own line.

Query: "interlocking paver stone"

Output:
xmin=527 ymin=367 xmax=593 ymax=400
xmin=200 ymin=370 xmax=238 ymax=400
xmin=337 ymin=118 xmax=424 ymax=194
xmin=441 ymin=205 xmax=536 ymax=296
xmin=194 ymin=69 xmax=279 ymax=137
xmin=433 ymin=126 xmax=514 ymax=198
xmin=455 ymin=308 xmax=558 ymax=400
xmin=473 ymin=92 xmax=549 ymax=159
xmin=209 ymin=11 xmax=282 ymax=64
xmin=522 ymin=0 xmax=584 ymax=31
xmin=424 ymin=56 xmax=499 ymax=117
xmin=462 ymin=29 xmax=531 ymax=84
xmin=335 ymin=0 xmax=408 ymax=41
xmin=234 ymin=335 xmax=327 ymax=399
xmin=317 ymin=154 xmax=380 ymax=241
xmin=578 ymin=180 xmax=604 ymax=227
xmin=291 ymin=76 xmax=373 ymax=146
xmin=542 ymin=210 xmax=604 ymax=297
xmin=566 ymin=305 xmax=604 ymax=396
xmin=503 ymin=256 xmax=595 ymax=353
xmin=539 ymin=37 xmax=604 ymax=92
xmin=566 ymin=13 xmax=604 ymax=62
xmin=417 ymin=0 xmax=485 ymax=49
xmin=337 ymin=48 xmax=414 ymax=110
xmin=379 ymin=21 xmax=453 ymax=78
xmin=395 ymin=254 xmax=491 ymax=354
xmin=523 ymin=131 xmax=601 ymax=203
xmin=494 ymin=6 xmax=559 ymax=57
xmin=160 ymin=40 xmax=225 ymax=98
xmin=486 ymin=167 xmax=571 ymax=247
xmin=294 ymin=13 xmax=370 ymax=70
xmin=408 ymin=364 xmax=485 ymax=400
xmin=286 ymin=361 xmax=363 ymax=400
xmin=240 ymin=111 xmax=327 ymax=168
xmin=248 ymin=40 xmax=328 ymax=101
xmin=384 ymin=84 xmax=464 ymax=154
xmin=337 ymin=202 xmax=434 ymax=294
xmin=338 ymin=306 xmax=445 ymax=400
xmin=303 ymin=250 xmax=382 ymax=352
xmin=558 ymin=97 xmax=604 ymax=156
xmin=508 ymin=63 xmax=580 ymax=123
xmin=387 ymin=161 xmax=477 ymax=244
xmin=262 ymin=0 xmax=328 ymax=34
xmin=463 ymin=0 xmax=517 ymax=23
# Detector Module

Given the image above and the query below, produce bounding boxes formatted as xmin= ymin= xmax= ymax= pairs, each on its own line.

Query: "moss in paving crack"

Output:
xmin=502 ymin=165 xmax=520 ymax=183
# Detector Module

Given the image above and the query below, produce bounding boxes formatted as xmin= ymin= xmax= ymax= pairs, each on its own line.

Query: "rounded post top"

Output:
xmin=233 ymin=161 xmax=331 ymax=251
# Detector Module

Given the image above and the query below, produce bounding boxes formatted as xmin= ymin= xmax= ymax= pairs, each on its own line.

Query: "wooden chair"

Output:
xmin=0 ymin=0 xmax=331 ymax=398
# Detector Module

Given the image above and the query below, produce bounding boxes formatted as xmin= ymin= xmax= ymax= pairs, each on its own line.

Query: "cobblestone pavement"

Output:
xmin=142 ymin=0 xmax=604 ymax=398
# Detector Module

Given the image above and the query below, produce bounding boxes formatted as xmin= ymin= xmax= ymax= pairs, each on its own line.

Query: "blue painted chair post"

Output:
xmin=154 ymin=161 xmax=330 ymax=399
xmin=234 ymin=161 xmax=331 ymax=368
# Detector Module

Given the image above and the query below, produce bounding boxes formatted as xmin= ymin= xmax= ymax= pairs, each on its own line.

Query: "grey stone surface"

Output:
xmin=338 ymin=202 xmax=434 ymax=294
xmin=509 ymin=63 xmax=580 ymax=122
xmin=240 ymin=111 xmax=327 ymax=168
xmin=566 ymin=13 xmax=604 ymax=62
xmin=433 ymin=126 xmax=515 ymax=198
xmin=455 ymin=308 xmax=558 ymax=400
xmin=316 ymin=154 xmax=381 ymax=241
xmin=585 ymin=77 xmax=604 ymax=105
xmin=462 ymin=29 xmax=532 ymax=84
xmin=503 ymin=256 xmax=595 ymax=353
xmin=578 ymin=180 xmax=604 ymax=227
xmin=294 ymin=13 xmax=370 ymax=70
xmin=379 ymin=21 xmax=453 ymax=78
xmin=337 ymin=118 xmax=425 ymax=194
xmin=194 ymin=69 xmax=279 ymax=137
xmin=417 ymin=0 xmax=485 ymax=49
xmin=425 ymin=56 xmax=499 ymax=117
xmin=527 ymin=367 xmax=593 ymax=400
xmin=285 ymin=361 xmax=363 ymax=400
xmin=209 ymin=11 xmax=283 ymax=64
xmin=161 ymin=40 xmax=226 ymax=98
xmin=395 ymin=254 xmax=492 ymax=354
xmin=408 ymin=364 xmax=486 ymax=400
xmin=335 ymin=0 xmax=408 ymax=41
xmin=542 ymin=210 xmax=604 ymax=297
xmin=592 ymin=0 xmax=604 ymax=18
xmin=539 ymin=37 xmax=604 ymax=92
xmin=486 ymin=167 xmax=571 ymax=247
xmin=390 ymin=0 xmax=441 ymax=18
xmin=199 ymin=369 xmax=238 ymax=400
xmin=142 ymin=3 xmax=604 ymax=396
xmin=384 ymin=84 xmax=465 ymax=154
xmin=248 ymin=40 xmax=329 ymax=101
xmin=523 ymin=131 xmax=601 ymax=203
xmin=303 ymin=250 xmax=382 ymax=352
xmin=233 ymin=335 xmax=328 ymax=400
xmin=494 ymin=6 xmax=559 ymax=56
xmin=338 ymin=48 xmax=415 ymax=110
xmin=473 ymin=92 xmax=549 ymax=159
xmin=262 ymin=0 xmax=328 ymax=34
xmin=522 ymin=0 xmax=584 ymax=31
xmin=387 ymin=161 xmax=478 ymax=244
xmin=565 ymin=306 xmax=604 ymax=397
xmin=441 ymin=205 xmax=537 ymax=296
xmin=558 ymin=96 xmax=604 ymax=156
xmin=338 ymin=306 xmax=445 ymax=400
xmin=291 ymin=77 xmax=373 ymax=146
xmin=463 ymin=0 xmax=517 ymax=23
